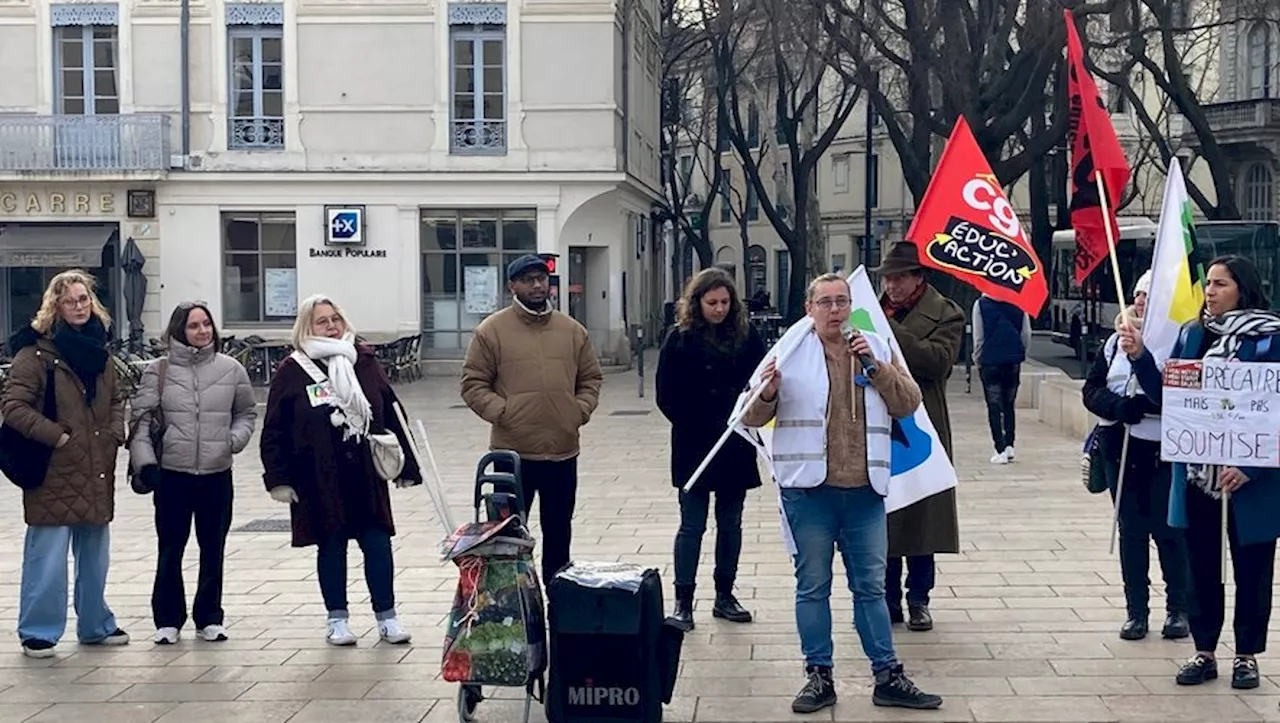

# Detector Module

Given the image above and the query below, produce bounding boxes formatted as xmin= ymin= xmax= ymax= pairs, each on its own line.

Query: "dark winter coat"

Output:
xmin=1 ymin=325 xmax=125 ymax=526
xmin=656 ymin=324 xmax=767 ymax=492
xmin=883 ymin=284 xmax=965 ymax=557
xmin=259 ymin=347 xmax=422 ymax=548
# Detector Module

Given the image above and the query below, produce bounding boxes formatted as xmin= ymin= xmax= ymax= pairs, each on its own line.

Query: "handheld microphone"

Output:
xmin=840 ymin=319 xmax=877 ymax=374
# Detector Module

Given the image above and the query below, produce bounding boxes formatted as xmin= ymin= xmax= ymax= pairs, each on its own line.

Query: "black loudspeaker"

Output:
xmin=545 ymin=566 xmax=682 ymax=723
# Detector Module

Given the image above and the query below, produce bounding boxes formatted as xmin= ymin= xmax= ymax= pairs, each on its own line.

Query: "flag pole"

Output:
xmin=1218 ymin=467 xmax=1229 ymax=585
xmin=1094 ymin=174 xmax=1130 ymax=321
xmin=1107 ymin=427 xmax=1132 ymax=556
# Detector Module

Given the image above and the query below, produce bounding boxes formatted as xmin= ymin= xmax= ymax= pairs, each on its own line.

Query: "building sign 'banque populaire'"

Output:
xmin=1161 ymin=359 xmax=1280 ymax=468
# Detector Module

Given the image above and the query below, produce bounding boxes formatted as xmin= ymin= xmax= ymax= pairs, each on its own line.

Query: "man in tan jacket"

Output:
xmin=461 ymin=254 xmax=604 ymax=582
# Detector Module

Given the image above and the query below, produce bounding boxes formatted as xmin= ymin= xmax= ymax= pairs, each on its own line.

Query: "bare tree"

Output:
xmin=1082 ymin=0 xmax=1276 ymax=219
xmin=820 ymin=0 xmax=1077 ymax=206
xmin=658 ymin=0 xmax=720 ymax=275
xmin=703 ymin=0 xmax=862 ymax=319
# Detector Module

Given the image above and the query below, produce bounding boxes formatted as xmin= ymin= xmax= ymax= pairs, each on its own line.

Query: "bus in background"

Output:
xmin=1048 ymin=219 xmax=1280 ymax=358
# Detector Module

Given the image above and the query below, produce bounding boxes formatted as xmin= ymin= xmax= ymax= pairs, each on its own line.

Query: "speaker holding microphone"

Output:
xmin=840 ymin=319 xmax=878 ymax=374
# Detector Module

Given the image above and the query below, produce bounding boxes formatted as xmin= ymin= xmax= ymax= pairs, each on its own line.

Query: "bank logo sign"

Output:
xmin=325 ymin=205 xmax=365 ymax=245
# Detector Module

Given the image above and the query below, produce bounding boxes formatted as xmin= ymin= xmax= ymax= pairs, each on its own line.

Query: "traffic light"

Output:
xmin=539 ymin=254 xmax=558 ymax=274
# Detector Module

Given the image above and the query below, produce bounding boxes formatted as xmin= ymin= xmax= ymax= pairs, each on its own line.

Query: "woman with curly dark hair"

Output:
xmin=656 ymin=267 xmax=767 ymax=630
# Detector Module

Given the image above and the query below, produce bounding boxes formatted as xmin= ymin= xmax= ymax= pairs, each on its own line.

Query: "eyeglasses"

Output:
xmin=60 ymin=295 xmax=92 ymax=309
xmin=313 ymin=314 xmax=345 ymax=328
xmin=811 ymin=297 xmax=851 ymax=311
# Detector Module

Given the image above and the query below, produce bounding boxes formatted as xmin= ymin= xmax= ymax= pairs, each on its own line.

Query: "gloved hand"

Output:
xmin=140 ymin=465 xmax=162 ymax=492
xmin=269 ymin=485 xmax=299 ymax=504
xmin=1120 ymin=397 xmax=1147 ymax=425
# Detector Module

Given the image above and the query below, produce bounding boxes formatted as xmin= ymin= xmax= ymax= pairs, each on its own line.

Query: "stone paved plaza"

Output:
xmin=0 ymin=361 xmax=1277 ymax=722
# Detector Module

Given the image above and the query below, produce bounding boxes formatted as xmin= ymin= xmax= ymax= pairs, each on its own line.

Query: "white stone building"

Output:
xmin=0 ymin=0 xmax=664 ymax=364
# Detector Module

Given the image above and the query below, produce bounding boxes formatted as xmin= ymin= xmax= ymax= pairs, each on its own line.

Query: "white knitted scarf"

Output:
xmin=298 ymin=332 xmax=372 ymax=441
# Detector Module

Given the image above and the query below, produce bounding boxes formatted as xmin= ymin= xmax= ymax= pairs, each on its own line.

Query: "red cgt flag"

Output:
xmin=1064 ymin=9 xmax=1132 ymax=284
xmin=904 ymin=116 xmax=1048 ymax=317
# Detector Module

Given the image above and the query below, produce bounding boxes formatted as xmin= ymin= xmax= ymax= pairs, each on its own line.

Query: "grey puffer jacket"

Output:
xmin=129 ymin=340 xmax=257 ymax=475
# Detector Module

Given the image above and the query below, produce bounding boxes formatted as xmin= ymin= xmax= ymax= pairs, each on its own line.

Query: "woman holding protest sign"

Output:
xmin=1081 ymin=270 xmax=1191 ymax=643
xmin=1159 ymin=256 xmax=1280 ymax=690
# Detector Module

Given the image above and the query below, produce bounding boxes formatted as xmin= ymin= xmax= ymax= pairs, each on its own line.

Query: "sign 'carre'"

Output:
xmin=1160 ymin=359 xmax=1280 ymax=468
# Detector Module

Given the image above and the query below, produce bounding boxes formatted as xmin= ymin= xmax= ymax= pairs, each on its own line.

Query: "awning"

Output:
xmin=0 ymin=224 xmax=115 ymax=268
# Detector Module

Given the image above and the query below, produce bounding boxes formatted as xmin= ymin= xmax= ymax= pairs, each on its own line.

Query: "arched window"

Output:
xmin=1243 ymin=162 xmax=1275 ymax=221
xmin=1246 ymin=22 xmax=1272 ymax=99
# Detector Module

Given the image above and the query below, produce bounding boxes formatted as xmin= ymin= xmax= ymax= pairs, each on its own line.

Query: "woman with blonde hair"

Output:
xmin=1 ymin=269 xmax=128 ymax=657
xmin=656 ymin=268 xmax=767 ymax=630
xmin=1081 ymin=270 xmax=1190 ymax=642
xmin=259 ymin=294 xmax=422 ymax=646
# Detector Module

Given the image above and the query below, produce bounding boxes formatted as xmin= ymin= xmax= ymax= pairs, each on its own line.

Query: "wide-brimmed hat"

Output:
xmin=873 ymin=241 xmax=923 ymax=276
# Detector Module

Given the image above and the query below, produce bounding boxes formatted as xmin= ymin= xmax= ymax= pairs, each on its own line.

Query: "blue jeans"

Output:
xmin=19 ymin=524 xmax=119 ymax=644
xmin=780 ymin=484 xmax=898 ymax=674
xmin=316 ymin=526 xmax=397 ymax=619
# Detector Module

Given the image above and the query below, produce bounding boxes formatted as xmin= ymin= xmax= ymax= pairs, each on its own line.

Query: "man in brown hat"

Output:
xmin=874 ymin=241 xmax=964 ymax=632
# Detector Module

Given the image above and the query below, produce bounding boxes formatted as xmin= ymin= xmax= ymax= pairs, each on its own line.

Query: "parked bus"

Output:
xmin=1049 ymin=219 xmax=1280 ymax=357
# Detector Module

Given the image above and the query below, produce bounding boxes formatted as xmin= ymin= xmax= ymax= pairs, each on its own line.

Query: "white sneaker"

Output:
xmin=990 ymin=449 xmax=1010 ymax=465
xmin=154 ymin=627 xmax=180 ymax=645
xmin=1005 ymin=446 xmax=1017 ymax=461
xmin=325 ymin=618 xmax=358 ymax=646
xmin=197 ymin=625 xmax=228 ymax=642
xmin=378 ymin=617 xmax=412 ymax=645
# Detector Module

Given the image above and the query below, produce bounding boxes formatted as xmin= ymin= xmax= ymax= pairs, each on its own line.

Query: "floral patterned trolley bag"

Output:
xmin=440 ymin=451 xmax=547 ymax=723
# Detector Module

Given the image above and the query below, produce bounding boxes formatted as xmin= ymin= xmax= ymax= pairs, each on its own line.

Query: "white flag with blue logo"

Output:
xmin=727 ymin=266 xmax=959 ymax=553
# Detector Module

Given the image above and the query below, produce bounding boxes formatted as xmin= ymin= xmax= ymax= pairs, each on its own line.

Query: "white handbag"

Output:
xmin=290 ymin=351 xmax=405 ymax=482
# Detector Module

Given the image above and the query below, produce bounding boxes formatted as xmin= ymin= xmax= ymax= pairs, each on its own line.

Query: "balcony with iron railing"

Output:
xmin=1181 ymin=98 xmax=1280 ymax=147
xmin=228 ymin=116 xmax=285 ymax=150
xmin=451 ymin=120 xmax=506 ymax=154
xmin=0 ymin=114 xmax=171 ymax=178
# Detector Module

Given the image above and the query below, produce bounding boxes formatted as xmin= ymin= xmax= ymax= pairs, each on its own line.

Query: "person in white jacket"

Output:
xmin=741 ymin=273 xmax=942 ymax=714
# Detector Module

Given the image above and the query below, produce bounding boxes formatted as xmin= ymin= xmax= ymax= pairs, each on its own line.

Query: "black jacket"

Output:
xmin=656 ymin=324 xmax=766 ymax=492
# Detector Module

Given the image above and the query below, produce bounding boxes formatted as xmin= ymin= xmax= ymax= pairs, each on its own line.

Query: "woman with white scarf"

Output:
xmin=260 ymin=295 xmax=422 ymax=646
xmin=1081 ymin=270 xmax=1191 ymax=643
xmin=1155 ymin=256 xmax=1280 ymax=690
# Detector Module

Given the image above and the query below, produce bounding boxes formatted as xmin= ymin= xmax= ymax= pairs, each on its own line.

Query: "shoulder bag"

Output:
xmin=127 ymin=358 xmax=169 ymax=494
xmin=0 ymin=356 xmax=57 ymax=490
xmin=289 ymin=350 xmax=405 ymax=482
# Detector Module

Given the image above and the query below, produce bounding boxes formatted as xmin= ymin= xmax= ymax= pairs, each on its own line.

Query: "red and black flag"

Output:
xmin=1064 ymin=10 xmax=1132 ymax=284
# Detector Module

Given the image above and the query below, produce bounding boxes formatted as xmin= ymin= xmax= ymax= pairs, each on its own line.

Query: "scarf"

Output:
xmin=882 ymin=282 xmax=927 ymax=319
xmin=1187 ymin=309 xmax=1280 ymax=498
xmin=51 ymin=316 xmax=108 ymax=404
xmin=299 ymin=332 xmax=373 ymax=442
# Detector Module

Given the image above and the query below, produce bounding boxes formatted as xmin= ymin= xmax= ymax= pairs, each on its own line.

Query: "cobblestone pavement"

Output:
xmin=0 ymin=363 xmax=1276 ymax=722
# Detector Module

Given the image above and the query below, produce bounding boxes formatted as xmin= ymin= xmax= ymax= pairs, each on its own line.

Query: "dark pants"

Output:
xmin=151 ymin=470 xmax=234 ymax=629
xmin=673 ymin=487 xmax=746 ymax=595
xmin=1107 ymin=438 xmax=1190 ymax=618
xmin=1185 ymin=485 xmax=1276 ymax=655
xmin=979 ymin=363 xmax=1021 ymax=451
xmin=517 ymin=457 xmax=579 ymax=583
xmin=885 ymin=555 xmax=935 ymax=609
xmin=316 ymin=526 xmax=396 ymax=619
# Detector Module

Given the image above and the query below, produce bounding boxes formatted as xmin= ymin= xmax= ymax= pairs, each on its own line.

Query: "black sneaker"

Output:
xmin=1233 ymin=657 xmax=1261 ymax=690
xmin=873 ymin=665 xmax=942 ymax=709
xmin=711 ymin=593 xmax=753 ymax=623
xmin=1161 ymin=612 xmax=1189 ymax=639
xmin=1176 ymin=654 xmax=1218 ymax=685
xmin=791 ymin=665 xmax=836 ymax=714
xmin=21 ymin=639 xmax=55 ymax=659
xmin=83 ymin=628 xmax=130 ymax=646
xmin=1119 ymin=617 xmax=1149 ymax=641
